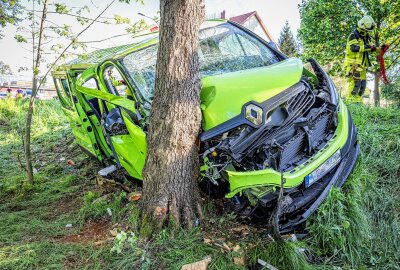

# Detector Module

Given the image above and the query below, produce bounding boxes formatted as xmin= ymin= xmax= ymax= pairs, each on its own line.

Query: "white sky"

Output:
xmin=0 ymin=0 xmax=301 ymax=78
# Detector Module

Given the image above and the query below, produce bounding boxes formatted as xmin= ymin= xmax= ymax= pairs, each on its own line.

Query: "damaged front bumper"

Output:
xmin=279 ymin=110 xmax=358 ymax=232
xmin=225 ymin=99 xmax=359 ymax=230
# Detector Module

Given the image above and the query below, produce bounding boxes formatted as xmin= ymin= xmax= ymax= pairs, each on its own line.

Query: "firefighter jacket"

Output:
xmin=344 ymin=28 xmax=374 ymax=69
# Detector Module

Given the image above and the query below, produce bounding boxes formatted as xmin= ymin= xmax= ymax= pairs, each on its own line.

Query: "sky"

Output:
xmin=0 ymin=0 xmax=302 ymax=79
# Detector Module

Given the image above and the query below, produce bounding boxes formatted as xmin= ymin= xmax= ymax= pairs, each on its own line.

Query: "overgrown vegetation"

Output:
xmin=0 ymin=99 xmax=399 ymax=269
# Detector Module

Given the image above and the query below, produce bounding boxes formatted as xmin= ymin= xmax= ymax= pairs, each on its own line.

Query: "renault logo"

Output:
xmin=245 ymin=104 xmax=263 ymax=126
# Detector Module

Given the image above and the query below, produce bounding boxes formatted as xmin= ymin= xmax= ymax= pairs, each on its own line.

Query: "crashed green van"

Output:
xmin=52 ymin=20 xmax=359 ymax=232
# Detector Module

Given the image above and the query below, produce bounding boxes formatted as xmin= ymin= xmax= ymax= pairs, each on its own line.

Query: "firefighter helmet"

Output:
xmin=358 ymin=15 xmax=375 ymax=31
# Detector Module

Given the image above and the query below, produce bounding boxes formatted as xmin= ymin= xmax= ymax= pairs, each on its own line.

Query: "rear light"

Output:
xmin=150 ymin=25 xmax=159 ymax=32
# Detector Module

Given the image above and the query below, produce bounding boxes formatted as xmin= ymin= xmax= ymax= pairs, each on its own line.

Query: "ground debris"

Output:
xmin=257 ymin=259 xmax=278 ymax=270
xmin=231 ymin=224 xmax=250 ymax=235
xmin=95 ymin=174 xmax=132 ymax=193
xmin=213 ymin=238 xmax=231 ymax=252
xmin=128 ymin=191 xmax=142 ymax=201
xmin=109 ymin=228 xmax=118 ymax=237
xmin=67 ymin=159 xmax=75 ymax=166
xmin=181 ymin=256 xmax=211 ymax=270
xmin=281 ymin=234 xmax=298 ymax=242
xmin=203 ymin=238 xmax=212 ymax=244
xmin=232 ymin=244 xmax=245 ymax=266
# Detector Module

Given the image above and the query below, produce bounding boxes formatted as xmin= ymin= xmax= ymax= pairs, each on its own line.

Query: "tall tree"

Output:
xmin=278 ymin=21 xmax=298 ymax=57
xmin=299 ymin=0 xmax=400 ymax=106
xmin=357 ymin=0 xmax=399 ymax=106
xmin=140 ymin=0 xmax=204 ymax=235
xmin=0 ymin=0 xmax=22 ymax=38
xmin=298 ymin=0 xmax=359 ymax=73
xmin=20 ymin=1 xmax=121 ymax=184
xmin=24 ymin=0 xmax=49 ymax=184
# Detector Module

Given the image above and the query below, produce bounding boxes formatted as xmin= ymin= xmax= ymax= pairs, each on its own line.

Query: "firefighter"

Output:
xmin=344 ymin=15 xmax=378 ymax=100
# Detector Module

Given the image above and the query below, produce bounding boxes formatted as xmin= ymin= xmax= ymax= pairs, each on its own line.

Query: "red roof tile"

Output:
xmin=229 ymin=11 xmax=257 ymax=24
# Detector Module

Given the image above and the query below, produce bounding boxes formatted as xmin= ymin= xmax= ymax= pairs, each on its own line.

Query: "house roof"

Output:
xmin=229 ymin=11 xmax=275 ymax=42
xmin=229 ymin=11 xmax=257 ymax=24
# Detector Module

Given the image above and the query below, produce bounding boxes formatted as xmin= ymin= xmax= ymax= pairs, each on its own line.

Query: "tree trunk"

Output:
xmin=24 ymin=77 xmax=37 ymax=184
xmin=373 ymin=23 xmax=381 ymax=107
xmin=373 ymin=72 xmax=380 ymax=107
xmin=25 ymin=0 xmax=48 ymax=184
xmin=140 ymin=0 xmax=204 ymax=236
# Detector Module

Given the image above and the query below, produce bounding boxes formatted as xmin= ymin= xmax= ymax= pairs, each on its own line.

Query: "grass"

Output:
xmin=248 ymin=240 xmax=312 ymax=270
xmin=0 ymin=98 xmax=399 ymax=269
xmin=306 ymin=103 xmax=400 ymax=269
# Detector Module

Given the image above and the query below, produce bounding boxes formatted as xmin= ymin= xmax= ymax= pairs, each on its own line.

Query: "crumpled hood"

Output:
xmin=200 ymin=58 xmax=304 ymax=131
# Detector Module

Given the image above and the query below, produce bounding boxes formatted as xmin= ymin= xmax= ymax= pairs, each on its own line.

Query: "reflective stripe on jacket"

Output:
xmin=344 ymin=29 xmax=373 ymax=69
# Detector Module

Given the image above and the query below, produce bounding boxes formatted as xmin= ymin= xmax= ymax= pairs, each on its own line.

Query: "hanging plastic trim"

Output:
xmin=379 ymin=44 xmax=390 ymax=85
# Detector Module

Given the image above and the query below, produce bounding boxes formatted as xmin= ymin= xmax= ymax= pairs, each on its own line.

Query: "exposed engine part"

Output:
xmin=199 ymin=73 xmax=339 ymax=199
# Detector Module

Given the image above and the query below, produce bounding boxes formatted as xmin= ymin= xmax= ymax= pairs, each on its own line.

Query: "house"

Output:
xmin=219 ymin=10 xmax=275 ymax=43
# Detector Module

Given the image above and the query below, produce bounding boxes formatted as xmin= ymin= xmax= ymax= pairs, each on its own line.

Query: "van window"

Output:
xmin=54 ymin=78 xmax=72 ymax=109
xmin=103 ymin=66 xmax=131 ymax=98
xmin=61 ymin=79 xmax=72 ymax=98
xmin=82 ymin=77 xmax=99 ymax=89
xmin=122 ymin=23 xmax=280 ymax=101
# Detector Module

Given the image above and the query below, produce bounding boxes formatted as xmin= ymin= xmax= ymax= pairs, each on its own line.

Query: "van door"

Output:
xmin=53 ymin=74 xmax=102 ymax=159
xmin=76 ymin=62 xmax=147 ymax=180
xmin=72 ymin=69 xmax=114 ymax=162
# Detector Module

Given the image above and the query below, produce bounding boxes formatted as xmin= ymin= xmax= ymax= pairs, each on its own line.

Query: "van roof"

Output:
xmin=52 ymin=20 xmax=227 ymax=75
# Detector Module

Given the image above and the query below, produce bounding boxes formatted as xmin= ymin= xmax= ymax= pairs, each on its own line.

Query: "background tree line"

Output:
xmin=297 ymin=0 xmax=400 ymax=106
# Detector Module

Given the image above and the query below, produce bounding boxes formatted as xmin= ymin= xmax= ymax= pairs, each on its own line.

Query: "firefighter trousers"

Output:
xmin=347 ymin=66 xmax=367 ymax=97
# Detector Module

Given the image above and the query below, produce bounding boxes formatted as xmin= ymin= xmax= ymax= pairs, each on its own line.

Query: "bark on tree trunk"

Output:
xmin=140 ymin=0 xmax=204 ymax=236
xmin=373 ymin=25 xmax=381 ymax=107
xmin=25 ymin=0 xmax=48 ymax=184
xmin=24 ymin=77 xmax=37 ymax=184
xmin=373 ymin=72 xmax=380 ymax=107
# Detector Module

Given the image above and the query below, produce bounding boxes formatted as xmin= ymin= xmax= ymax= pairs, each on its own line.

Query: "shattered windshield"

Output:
xmin=121 ymin=23 xmax=280 ymax=101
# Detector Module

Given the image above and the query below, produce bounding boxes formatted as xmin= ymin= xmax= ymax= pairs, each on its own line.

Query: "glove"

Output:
xmin=370 ymin=45 xmax=377 ymax=52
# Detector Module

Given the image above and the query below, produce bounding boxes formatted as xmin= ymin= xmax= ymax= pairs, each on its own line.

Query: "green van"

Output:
xmin=52 ymin=20 xmax=359 ymax=231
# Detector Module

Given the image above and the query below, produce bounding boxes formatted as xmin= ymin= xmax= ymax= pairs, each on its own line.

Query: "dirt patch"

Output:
xmin=43 ymin=194 xmax=83 ymax=221
xmin=57 ymin=195 xmax=82 ymax=212
xmin=8 ymin=203 xmax=25 ymax=212
xmin=56 ymin=219 xmax=112 ymax=245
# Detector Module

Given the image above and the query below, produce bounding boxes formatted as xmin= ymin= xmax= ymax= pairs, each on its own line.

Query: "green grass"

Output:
xmin=0 ymin=99 xmax=110 ymax=269
xmin=306 ymin=103 xmax=400 ymax=269
xmin=0 ymin=98 xmax=399 ymax=269
xmin=248 ymin=240 xmax=312 ymax=270
xmin=78 ymin=190 xmax=128 ymax=225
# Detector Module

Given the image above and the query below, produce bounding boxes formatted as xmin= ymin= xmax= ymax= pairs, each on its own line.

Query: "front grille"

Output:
xmin=221 ymin=85 xmax=337 ymax=173
xmin=228 ymin=87 xmax=316 ymax=162
xmin=311 ymin=113 xmax=331 ymax=146
xmin=280 ymin=132 xmax=306 ymax=169
xmin=279 ymin=112 xmax=334 ymax=171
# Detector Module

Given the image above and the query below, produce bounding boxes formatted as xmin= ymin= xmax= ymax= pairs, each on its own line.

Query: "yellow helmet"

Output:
xmin=358 ymin=15 xmax=375 ymax=31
